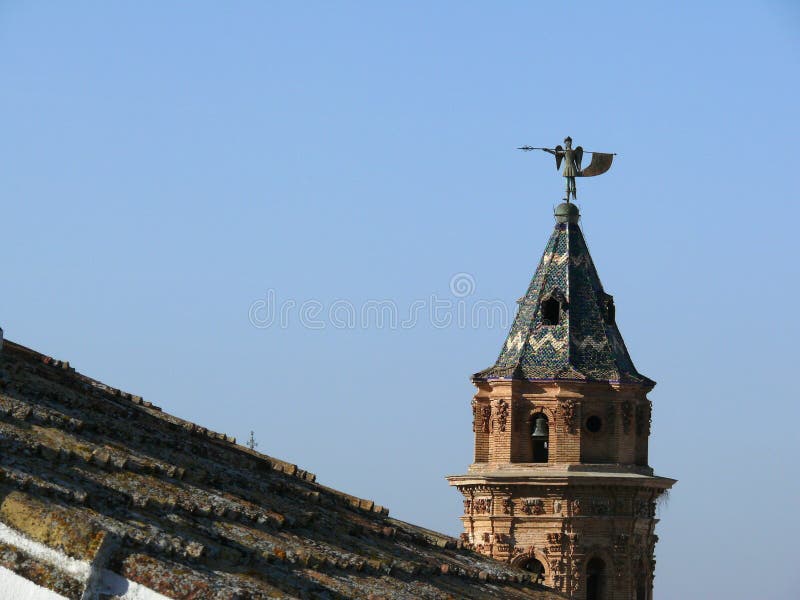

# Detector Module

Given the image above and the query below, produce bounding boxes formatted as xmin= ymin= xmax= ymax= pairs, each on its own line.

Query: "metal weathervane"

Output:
xmin=519 ymin=136 xmax=616 ymax=203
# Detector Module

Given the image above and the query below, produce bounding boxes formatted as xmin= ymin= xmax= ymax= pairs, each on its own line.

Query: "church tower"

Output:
xmin=448 ymin=201 xmax=675 ymax=600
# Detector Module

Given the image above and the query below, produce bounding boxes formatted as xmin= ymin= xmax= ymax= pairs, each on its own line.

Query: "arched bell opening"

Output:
xmin=531 ymin=413 xmax=549 ymax=463
xmin=586 ymin=556 xmax=606 ymax=600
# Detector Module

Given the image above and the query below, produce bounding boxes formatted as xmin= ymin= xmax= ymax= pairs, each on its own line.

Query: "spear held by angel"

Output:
xmin=518 ymin=136 xmax=616 ymax=203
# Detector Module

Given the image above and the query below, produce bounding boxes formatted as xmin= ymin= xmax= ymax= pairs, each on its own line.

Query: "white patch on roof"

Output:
xmin=505 ymin=331 xmax=524 ymax=352
xmin=0 ymin=565 xmax=68 ymax=599
xmin=97 ymin=569 xmax=173 ymax=600
xmin=0 ymin=522 xmax=172 ymax=600
xmin=0 ymin=522 xmax=90 ymax=580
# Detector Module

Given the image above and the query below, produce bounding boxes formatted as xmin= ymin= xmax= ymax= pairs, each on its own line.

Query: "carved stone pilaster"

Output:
xmin=570 ymin=498 xmax=582 ymax=516
xmin=621 ymin=400 xmax=632 ymax=433
xmin=635 ymin=401 xmax=652 ymax=436
xmin=472 ymin=400 xmax=492 ymax=434
xmin=492 ymin=399 xmax=509 ymax=433
xmin=501 ymin=498 xmax=513 ymax=515
xmin=606 ymin=403 xmax=616 ymax=434
xmin=472 ymin=497 xmax=492 ymax=514
xmin=521 ymin=498 xmax=545 ymax=515
xmin=560 ymin=399 xmax=577 ymax=433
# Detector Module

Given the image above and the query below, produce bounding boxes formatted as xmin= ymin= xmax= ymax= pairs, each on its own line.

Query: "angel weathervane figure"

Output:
xmin=518 ymin=137 xmax=616 ymax=203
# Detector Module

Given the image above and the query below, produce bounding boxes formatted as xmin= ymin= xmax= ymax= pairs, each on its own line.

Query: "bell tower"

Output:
xmin=448 ymin=202 xmax=675 ymax=600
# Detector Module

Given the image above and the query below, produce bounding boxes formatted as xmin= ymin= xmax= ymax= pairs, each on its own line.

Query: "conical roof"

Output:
xmin=474 ymin=203 xmax=652 ymax=385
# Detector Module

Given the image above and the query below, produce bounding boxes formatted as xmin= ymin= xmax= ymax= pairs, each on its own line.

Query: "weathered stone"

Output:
xmin=0 ymin=337 xmax=565 ymax=600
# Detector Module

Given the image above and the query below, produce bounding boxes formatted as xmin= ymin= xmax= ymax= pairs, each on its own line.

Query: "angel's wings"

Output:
xmin=574 ymin=146 xmax=584 ymax=171
xmin=554 ymin=145 xmax=564 ymax=170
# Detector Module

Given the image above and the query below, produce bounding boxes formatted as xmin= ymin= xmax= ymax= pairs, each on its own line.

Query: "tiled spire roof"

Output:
xmin=474 ymin=203 xmax=652 ymax=385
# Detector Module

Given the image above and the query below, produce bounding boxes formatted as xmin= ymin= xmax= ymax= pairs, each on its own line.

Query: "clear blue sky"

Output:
xmin=1 ymin=2 xmax=798 ymax=598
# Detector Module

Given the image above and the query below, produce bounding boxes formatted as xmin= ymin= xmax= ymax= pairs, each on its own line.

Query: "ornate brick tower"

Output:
xmin=448 ymin=202 xmax=675 ymax=600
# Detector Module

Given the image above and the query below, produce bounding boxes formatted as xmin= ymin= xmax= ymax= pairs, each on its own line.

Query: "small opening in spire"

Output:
xmin=541 ymin=297 xmax=561 ymax=325
xmin=600 ymin=292 xmax=616 ymax=323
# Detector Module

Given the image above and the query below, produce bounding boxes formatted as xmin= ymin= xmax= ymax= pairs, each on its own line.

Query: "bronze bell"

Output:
xmin=531 ymin=416 xmax=549 ymax=440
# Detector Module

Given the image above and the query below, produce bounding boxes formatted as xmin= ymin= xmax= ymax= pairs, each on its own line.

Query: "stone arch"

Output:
xmin=583 ymin=548 xmax=615 ymax=600
xmin=510 ymin=549 xmax=549 ymax=584
xmin=527 ymin=405 xmax=557 ymax=424
xmin=582 ymin=547 xmax=615 ymax=572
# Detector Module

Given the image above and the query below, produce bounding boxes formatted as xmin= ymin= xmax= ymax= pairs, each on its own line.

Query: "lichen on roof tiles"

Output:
xmin=0 ymin=340 xmax=565 ymax=599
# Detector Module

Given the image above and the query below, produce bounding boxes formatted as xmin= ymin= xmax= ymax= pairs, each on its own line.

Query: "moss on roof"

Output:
xmin=0 ymin=339 xmax=566 ymax=599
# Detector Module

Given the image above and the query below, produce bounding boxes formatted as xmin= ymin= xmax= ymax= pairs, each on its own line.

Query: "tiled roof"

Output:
xmin=0 ymin=339 xmax=566 ymax=599
xmin=475 ymin=204 xmax=652 ymax=385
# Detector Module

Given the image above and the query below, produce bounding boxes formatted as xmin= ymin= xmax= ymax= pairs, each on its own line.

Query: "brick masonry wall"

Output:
xmin=473 ymin=382 xmax=651 ymax=468
xmin=453 ymin=380 xmax=667 ymax=600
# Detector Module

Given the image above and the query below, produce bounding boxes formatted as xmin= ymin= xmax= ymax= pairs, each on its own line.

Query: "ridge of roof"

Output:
xmin=0 ymin=338 xmax=566 ymax=599
xmin=4 ymin=340 xmax=323 ymax=488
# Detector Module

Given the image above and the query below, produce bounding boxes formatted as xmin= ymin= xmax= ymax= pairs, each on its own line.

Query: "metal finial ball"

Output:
xmin=554 ymin=202 xmax=580 ymax=224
